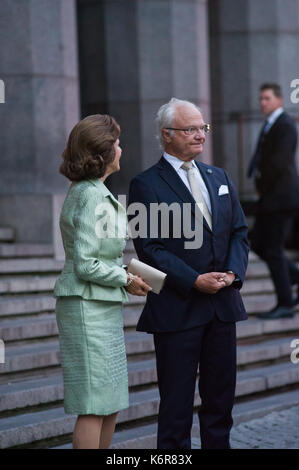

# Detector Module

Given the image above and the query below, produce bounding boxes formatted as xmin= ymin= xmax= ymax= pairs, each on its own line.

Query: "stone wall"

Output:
xmin=209 ymin=0 xmax=299 ymax=197
xmin=77 ymin=0 xmax=212 ymax=195
xmin=0 ymin=0 xmax=80 ymax=250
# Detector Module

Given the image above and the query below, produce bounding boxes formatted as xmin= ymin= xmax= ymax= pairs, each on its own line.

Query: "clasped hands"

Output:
xmin=194 ymin=272 xmax=235 ymax=294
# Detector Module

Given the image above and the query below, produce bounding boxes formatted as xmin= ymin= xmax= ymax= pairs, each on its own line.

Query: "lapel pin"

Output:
xmin=207 ymin=169 xmax=213 ymax=174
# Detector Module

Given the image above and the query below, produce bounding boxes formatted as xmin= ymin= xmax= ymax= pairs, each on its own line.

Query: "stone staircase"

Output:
xmin=1 ymin=226 xmax=299 ymax=449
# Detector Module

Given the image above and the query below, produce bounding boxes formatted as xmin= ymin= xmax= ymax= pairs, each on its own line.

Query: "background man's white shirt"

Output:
xmin=265 ymin=107 xmax=284 ymax=133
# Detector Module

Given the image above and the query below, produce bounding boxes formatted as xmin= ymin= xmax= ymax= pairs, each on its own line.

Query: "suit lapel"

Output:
xmin=157 ymin=157 xmax=213 ymax=233
xmin=157 ymin=157 xmax=195 ymax=204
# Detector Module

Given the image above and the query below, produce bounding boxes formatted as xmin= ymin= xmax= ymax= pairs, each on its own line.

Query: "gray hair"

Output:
xmin=156 ymin=97 xmax=201 ymax=149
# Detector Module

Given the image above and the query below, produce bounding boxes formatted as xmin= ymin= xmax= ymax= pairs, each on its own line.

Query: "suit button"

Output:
xmin=118 ymin=253 xmax=123 ymax=258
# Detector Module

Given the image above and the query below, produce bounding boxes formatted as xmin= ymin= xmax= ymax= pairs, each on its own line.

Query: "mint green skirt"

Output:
xmin=55 ymin=296 xmax=129 ymax=415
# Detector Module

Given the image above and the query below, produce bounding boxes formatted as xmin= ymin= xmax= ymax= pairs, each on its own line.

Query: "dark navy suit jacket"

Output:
xmin=255 ymin=112 xmax=299 ymax=214
xmin=128 ymin=156 xmax=249 ymax=333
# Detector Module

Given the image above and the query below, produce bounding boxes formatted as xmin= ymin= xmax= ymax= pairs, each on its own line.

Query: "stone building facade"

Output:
xmin=1 ymin=0 xmax=299 ymax=255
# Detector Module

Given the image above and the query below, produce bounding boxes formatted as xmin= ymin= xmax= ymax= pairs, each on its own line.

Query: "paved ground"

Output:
xmin=192 ymin=405 xmax=299 ymax=449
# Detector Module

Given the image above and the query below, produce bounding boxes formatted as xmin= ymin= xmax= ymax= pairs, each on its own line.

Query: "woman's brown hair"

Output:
xmin=60 ymin=114 xmax=120 ymax=181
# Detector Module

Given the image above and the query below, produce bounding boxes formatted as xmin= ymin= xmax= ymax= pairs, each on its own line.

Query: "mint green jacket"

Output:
xmin=54 ymin=178 xmax=129 ymax=303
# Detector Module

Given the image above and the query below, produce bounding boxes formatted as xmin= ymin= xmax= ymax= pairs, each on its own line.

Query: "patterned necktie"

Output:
xmin=181 ymin=161 xmax=212 ymax=230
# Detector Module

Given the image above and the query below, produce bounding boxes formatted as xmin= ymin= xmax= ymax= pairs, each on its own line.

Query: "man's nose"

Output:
xmin=195 ymin=130 xmax=205 ymax=138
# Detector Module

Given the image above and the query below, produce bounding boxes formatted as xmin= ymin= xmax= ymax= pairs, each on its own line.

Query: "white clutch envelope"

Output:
xmin=127 ymin=258 xmax=167 ymax=294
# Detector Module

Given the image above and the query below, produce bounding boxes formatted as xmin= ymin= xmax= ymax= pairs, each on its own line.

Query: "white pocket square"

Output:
xmin=218 ymin=185 xmax=229 ymax=196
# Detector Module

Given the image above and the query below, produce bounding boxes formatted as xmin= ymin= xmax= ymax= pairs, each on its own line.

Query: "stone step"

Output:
xmin=1 ymin=307 xmax=299 ymax=347
xmin=0 ymin=258 xmax=64 ymax=275
xmin=236 ymin=313 xmax=299 ymax=339
xmin=0 ymin=295 xmax=56 ymax=317
xmin=236 ymin=361 xmax=299 ymax=394
xmin=0 ymin=244 xmax=54 ymax=259
xmin=0 ymin=275 xmax=57 ymax=295
xmin=1 ymin=361 xmax=299 ymax=449
xmin=0 ymin=315 xmax=154 ymax=352
xmin=0 ymin=307 xmax=145 ymax=341
xmin=0 ymin=259 xmax=266 ymax=279
xmin=241 ymin=278 xmax=274 ymax=295
xmin=110 ymin=422 xmax=158 ymax=449
xmin=0 ymin=407 xmax=75 ymax=449
xmin=0 ymin=313 xmax=59 ymax=342
xmin=242 ymin=278 xmax=297 ymax=298
xmin=0 ymin=241 xmax=133 ymax=274
xmin=0 ymin=340 xmax=156 ymax=382
xmin=0 ymin=228 xmax=15 ymax=243
xmin=245 ymin=260 xmax=299 ymax=279
xmin=0 ymin=292 xmax=293 ymax=323
xmin=0 ymin=288 xmax=289 ymax=320
xmin=3 ymin=357 xmax=299 ymax=418
xmin=0 ymin=251 xmax=293 ymax=280
xmin=245 ymin=262 xmax=271 ymax=279
xmin=248 ymin=250 xmax=298 ymax=263
xmin=0 ymin=293 xmax=144 ymax=318
xmin=0 ymin=386 xmax=169 ymax=449
xmin=1 ymin=292 xmax=299 ymax=346
xmin=0 ymin=375 xmax=163 ymax=417
xmin=109 ymin=387 xmax=299 ymax=449
xmin=1 ymin=334 xmax=297 ymax=383
xmin=243 ymin=295 xmax=299 ymax=315
xmin=236 ymin=335 xmax=296 ymax=366
xmin=0 ymin=270 xmax=285 ymax=299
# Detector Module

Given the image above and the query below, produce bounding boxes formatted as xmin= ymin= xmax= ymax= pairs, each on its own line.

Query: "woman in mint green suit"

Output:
xmin=54 ymin=114 xmax=151 ymax=449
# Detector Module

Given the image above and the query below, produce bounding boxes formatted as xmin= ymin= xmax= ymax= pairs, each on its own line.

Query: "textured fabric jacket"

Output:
xmin=54 ymin=178 xmax=129 ymax=303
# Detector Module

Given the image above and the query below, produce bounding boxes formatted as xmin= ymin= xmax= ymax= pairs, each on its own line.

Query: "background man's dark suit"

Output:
xmin=129 ymin=157 xmax=249 ymax=448
xmin=248 ymin=112 xmax=299 ymax=310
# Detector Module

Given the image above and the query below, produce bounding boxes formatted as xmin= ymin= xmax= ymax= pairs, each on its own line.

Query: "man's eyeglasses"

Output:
xmin=164 ymin=124 xmax=211 ymax=135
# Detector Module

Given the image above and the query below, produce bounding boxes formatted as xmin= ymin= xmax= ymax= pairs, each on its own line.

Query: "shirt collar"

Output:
xmin=267 ymin=107 xmax=284 ymax=126
xmin=163 ymin=152 xmax=198 ymax=171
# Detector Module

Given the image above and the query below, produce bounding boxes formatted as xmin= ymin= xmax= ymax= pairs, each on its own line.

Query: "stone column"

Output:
xmin=0 ymin=0 xmax=80 ymax=252
xmin=77 ymin=0 xmax=212 ymax=196
xmin=209 ymin=0 xmax=299 ymax=198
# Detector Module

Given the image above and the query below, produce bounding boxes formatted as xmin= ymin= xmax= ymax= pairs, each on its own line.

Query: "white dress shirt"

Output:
xmin=163 ymin=152 xmax=212 ymax=214
xmin=265 ymin=107 xmax=284 ymax=133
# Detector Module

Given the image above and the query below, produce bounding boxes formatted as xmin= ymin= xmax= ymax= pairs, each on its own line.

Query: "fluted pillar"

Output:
xmin=0 ymin=0 xmax=80 ymax=249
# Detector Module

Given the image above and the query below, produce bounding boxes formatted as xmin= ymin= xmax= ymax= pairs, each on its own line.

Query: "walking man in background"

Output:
xmin=248 ymin=83 xmax=299 ymax=319
xmin=129 ymin=98 xmax=249 ymax=449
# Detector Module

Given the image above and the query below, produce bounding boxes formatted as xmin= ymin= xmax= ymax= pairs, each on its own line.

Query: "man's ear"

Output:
xmin=161 ymin=128 xmax=172 ymax=143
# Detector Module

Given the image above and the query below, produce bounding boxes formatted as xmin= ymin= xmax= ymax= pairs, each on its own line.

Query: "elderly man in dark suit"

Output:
xmin=128 ymin=98 xmax=249 ymax=449
xmin=248 ymin=83 xmax=299 ymax=319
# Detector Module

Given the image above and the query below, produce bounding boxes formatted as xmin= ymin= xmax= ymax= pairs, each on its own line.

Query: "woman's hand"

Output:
xmin=125 ymin=274 xmax=152 ymax=296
